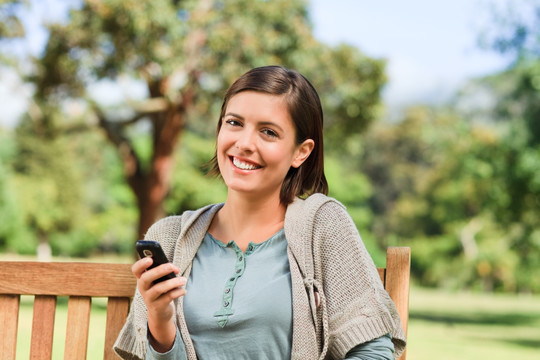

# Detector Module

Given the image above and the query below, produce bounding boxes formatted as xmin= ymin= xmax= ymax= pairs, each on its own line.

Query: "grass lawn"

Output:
xmin=12 ymin=286 xmax=540 ymax=359
xmin=407 ymin=287 xmax=540 ymax=360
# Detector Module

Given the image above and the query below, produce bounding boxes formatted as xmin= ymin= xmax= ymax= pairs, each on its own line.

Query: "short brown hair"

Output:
xmin=208 ymin=65 xmax=328 ymax=204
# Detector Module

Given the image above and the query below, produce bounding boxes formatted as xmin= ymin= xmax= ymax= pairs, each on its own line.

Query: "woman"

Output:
xmin=114 ymin=66 xmax=406 ymax=360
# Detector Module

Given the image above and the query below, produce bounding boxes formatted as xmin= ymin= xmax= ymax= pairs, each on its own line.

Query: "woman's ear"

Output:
xmin=291 ymin=139 xmax=315 ymax=168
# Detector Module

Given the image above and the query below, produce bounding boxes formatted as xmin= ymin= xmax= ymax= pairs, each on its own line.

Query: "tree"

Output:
xmin=2 ymin=0 xmax=386 ymax=241
xmin=10 ymin=102 xmax=84 ymax=258
xmin=0 ymin=128 xmax=27 ymax=252
xmin=477 ymin=3 xmax=540 ymax=290
xmin=359 ymin=101 xmax=540 ymax=292
xmin=467 ymin=69 xmax=540 ymax=291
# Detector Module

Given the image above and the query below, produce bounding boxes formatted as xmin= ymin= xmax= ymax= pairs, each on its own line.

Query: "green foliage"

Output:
xmin=29 ymin=0 xmax=385 ymax=138
xmin=463 ymin=66 xmax=540 ymax=291
xmin=476 ymin=2 xmax=540 ymax=291
xmin=314 ymin=45 xmax=387 ymax=145
xmin=325 ymin=154 xmax=385 ymax=265
xmin=56 ymin=129 xmax=138 ymax=255
xmin=360 ymin=103 xmax=540 ymax=292
xmin=9 ymin=0 xmax=387 ymax=243
xmin=0 ymin=129 xmax=27 ymax=251
xmin=164 ymin=131 xmax=227 ymax=214
xmin=476 ymin=61 xmax=540 ymax=146
xmin=11 ymin=110 xmax=83 ymax=254
xmin=3 ymin=109 xmax=139 ymax=257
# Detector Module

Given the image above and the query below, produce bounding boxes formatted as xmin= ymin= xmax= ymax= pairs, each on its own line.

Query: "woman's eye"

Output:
xmin=225 ymin=119 xmax=241 ymax=126
xmin=262 ymin=128 xmax=278 ymax=138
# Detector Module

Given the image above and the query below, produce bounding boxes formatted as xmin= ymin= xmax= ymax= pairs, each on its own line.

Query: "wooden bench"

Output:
xmin=0 ymin=247 xmax=410 ymax=360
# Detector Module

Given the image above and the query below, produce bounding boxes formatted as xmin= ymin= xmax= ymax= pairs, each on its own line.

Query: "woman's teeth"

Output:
xmin=233 ymin=157 xmax=260 ymax=170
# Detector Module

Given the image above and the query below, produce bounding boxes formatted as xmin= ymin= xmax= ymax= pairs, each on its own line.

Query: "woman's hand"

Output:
xmin=132 ymin=257 xmax=187 ymax=353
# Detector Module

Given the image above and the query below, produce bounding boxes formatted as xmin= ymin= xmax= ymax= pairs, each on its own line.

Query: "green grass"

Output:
xmin=407 ymin=287 xmax=540 ymax=360
xmin=12 ymin=287 xmax=540 ymax=359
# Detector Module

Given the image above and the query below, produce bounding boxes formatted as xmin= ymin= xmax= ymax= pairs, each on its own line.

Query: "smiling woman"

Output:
xmin=114 ymin=66 xmax=407 ymax=360
xmin=208 ymin=65 xmax=327 ymax=206
xmin=216 ymin=91 xmax=314 ymax=208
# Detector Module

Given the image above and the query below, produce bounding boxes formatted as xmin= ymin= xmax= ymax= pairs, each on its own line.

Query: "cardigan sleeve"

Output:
xmin=113 ymin=216 xmax=184 ymax=360
xmin=345 ymin=334 xmax=394 ymax=360
xmin=146 ymin=327 xmax=188 ymax=360
xmin=312 ymin=200 xmax=406 ymax=359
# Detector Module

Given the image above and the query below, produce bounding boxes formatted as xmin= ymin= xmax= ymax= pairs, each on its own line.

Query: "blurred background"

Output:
xmin=0 ymin=0 xmax=539 ymax=359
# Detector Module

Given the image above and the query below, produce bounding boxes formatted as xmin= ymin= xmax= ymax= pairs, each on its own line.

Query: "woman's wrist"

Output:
xmin=148 ymin=318 xmax=177 ymax=353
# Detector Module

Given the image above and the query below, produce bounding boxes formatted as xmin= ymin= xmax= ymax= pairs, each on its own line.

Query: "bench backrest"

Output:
xmin=0 ymin=247 xmax=410 ymax=360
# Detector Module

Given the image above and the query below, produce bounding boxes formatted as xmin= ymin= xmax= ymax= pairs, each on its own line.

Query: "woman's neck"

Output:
xmin=209 ymin=192 xmax=286 ymax=248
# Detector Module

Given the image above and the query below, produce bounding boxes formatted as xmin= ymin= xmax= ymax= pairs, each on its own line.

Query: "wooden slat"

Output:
xmin=0 ymin=294 xmax=20 ymax=360
xmin=30 ymin=295 xmax=57 ymax=360
xmin=103 ymin=297 xmax=131 ymax=360
xmin=385 ymin=247 xmax=411 ymax=360
xmin=64 ymin=296 xmax=92 ymax=360
xmin=0 ymin=262 xmax=136 ymax=297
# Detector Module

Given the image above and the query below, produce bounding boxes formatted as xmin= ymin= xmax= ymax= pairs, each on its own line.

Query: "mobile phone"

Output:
xmin=135 ymin=240 xmax=176 ymax=284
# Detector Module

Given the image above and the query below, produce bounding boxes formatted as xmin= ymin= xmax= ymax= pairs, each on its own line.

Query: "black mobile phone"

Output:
xmin=135 ymin=240 xmax=176 ymax=284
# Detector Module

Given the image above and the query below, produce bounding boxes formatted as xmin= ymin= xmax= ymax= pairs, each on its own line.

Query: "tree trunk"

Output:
xmin=97 ymin=100 xmax=188 ymax=243
xmin=131 ymin=107 xmax=186 ymax=241
xmin=37 ymin=230 xmax=52 ymax=262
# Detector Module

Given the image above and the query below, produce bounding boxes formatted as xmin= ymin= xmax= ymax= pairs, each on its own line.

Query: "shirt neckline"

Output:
xmin=206 ymin=228 xmax=285 ymax=254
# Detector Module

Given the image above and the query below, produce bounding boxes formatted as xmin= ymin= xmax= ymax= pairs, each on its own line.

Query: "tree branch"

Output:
xmin=90 ymin=102 xmax=143 ymax=189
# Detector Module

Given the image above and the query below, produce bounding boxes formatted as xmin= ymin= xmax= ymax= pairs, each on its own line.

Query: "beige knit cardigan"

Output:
xmin=114 ymin=194 xmax=406 ymax=359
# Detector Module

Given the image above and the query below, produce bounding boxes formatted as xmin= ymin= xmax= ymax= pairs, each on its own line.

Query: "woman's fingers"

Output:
xmin=144 ymin=276 xmax=187 ymax=318
xmin=147 ymin=275 xmax=186 ymax=297
xmin=150 ymin=278 xmax=187 ymax=303
xmin=132 ymin=257 xmax=152 ymax=279
xmin=139 ymin=266 xmax=186 ymax=300
xmin=140 ymin=263 xmax=179 ymax=285
xmin=132 ymin=259 xmax=186 ymax=314
xmin=132 ymin=258 xmax=179 ymax=279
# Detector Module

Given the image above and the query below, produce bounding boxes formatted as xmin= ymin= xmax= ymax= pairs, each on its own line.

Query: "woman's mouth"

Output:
xmin=231 ymin=157 xmax=261 ymax=170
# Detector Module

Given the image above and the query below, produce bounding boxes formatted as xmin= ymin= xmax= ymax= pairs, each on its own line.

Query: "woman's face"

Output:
xmin=217 ymin=91 xmax=313 ymax=201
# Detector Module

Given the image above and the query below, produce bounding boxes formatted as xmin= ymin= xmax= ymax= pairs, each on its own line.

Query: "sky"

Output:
xmin=309 ymin=0 xmax=514 ymax=110
xmin=0 ymin=0 xmax=517 ymax=127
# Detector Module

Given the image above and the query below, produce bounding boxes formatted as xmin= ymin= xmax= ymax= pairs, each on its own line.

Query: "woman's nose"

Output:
xmin=235 ymin=129 xmax=257 ymax=152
